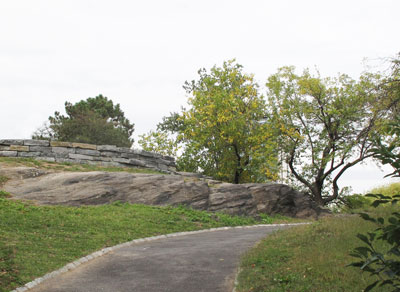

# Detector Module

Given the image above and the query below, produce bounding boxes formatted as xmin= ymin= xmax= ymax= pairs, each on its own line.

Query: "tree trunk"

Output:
xmin=234 ymin=169 xmax=240 ymax=184
xmin=233 ymin=144 xmax=242 ymax=184
xmin=311 ymin=182 xmax=324 ymax=206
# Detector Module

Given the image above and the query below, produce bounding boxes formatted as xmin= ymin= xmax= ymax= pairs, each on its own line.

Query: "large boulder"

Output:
xmin=2 ymin=167 xmax=329 ymax=218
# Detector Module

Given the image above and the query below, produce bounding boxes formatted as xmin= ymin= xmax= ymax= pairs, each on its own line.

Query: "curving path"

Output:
xmin=21 ymin=225 xmax=298 ymax=292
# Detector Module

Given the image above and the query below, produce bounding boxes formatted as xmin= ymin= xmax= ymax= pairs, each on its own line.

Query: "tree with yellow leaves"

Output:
xmin=173 ymin=60 xmax=278 ymax=183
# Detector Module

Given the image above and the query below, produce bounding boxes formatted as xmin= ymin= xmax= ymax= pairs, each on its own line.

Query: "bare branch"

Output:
xmin=323 ymin=153 xmax=375 ymax=203
xmin=287 ymin=143 xmax=313 ymax=191
xmin=296 ymin=111 xmax=316 ymax=166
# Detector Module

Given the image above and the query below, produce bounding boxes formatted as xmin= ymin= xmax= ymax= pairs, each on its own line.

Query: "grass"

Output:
xmin=0 ymin=193 xmax=297 ymax=292
xmin=235 ymin=205 xmax=397 ymax=292
xmin=369 ymin=182 xmax=400 ymax=197
xmin=0 ymin=157 xmax=163 ymax=175
xmin=0 ymin=175 xmax=9 ymax=187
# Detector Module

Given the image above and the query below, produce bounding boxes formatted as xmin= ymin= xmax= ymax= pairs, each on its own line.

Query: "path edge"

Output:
xmin=11 ymin=223 xmax=309 ymax=292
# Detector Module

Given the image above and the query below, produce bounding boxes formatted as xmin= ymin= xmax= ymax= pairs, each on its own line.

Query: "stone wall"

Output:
xmin=0 ymin=139 xmax=176 ymax=173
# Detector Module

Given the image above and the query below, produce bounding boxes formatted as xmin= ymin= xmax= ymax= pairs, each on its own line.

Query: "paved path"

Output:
xmin=27 ymin=225 xmax=291 ymax=292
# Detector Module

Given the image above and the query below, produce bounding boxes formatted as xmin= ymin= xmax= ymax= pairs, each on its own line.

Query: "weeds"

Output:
xmin=236 ymin=207 xmax=395 ymax=291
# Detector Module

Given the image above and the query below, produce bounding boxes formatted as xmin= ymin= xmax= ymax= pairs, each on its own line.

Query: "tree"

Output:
xmin=170 ymin=60 xmax=278 ymax=183
xmin=138 ymin=130 xmax=179 ymax=157
xmin=33 ymin=95 xmax=134 ymax=147
xmin=266 ymin=65 xmax=399 ymax=206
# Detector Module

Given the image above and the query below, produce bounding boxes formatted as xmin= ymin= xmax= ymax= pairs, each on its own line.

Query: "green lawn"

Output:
xmin=236 ymin=205 xmax=396 ymax=292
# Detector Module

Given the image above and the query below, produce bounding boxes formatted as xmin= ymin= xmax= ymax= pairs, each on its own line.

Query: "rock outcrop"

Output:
xmin=2 ymin=167 xmax=329 ymax=218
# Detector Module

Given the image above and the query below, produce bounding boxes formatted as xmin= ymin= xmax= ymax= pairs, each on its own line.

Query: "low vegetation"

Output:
xmin=236 ymin=204 xmax=396 ymax=292
xmin=0 ymin=175 xmax=9 ymax=186
xmin=331 ymin=183 xmax=400 ymax=213
xmin=369 ymin=182 xmax=400 ymax=198
xmin=349 ymin=194 xmax=400 ymax=291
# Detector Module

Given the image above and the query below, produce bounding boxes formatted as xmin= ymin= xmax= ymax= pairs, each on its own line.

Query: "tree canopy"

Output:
xmin=33 ymin=95 xmax=134 ymax=147
xmin=265 ymin=61 xmax=399 ymax=205
xmin=138 ymin=130 xmax=178 ymax=157
xmin=140 ymin=60 xmax=279 ymax=183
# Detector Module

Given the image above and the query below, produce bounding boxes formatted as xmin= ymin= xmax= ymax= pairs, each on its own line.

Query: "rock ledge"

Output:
xmin=2 ymin=167 xmax=329 ymax=218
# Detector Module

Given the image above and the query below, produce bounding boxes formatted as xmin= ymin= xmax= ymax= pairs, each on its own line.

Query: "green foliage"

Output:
xmin=349 ymin=196 xmax=400 ymax=291
xmin=157 ymin=111 xmax=186 ymax=133
xmin=0 ymin=191 xmax=11 ymax=198
xmin=33 ymin=95 xmax=134 ymax=147
xmin=349 ymin=114 xmax=400 ymax=291
xmin=138 ymin=130 xmax=179 ymax=157
xmin=236 ymin=212 xmax=395 ymax=292
xmin=370 ymin=122 xmax=400 ymax=179
xmin=342 ymin=194 xmax=374 ymax=210
xmin=157 ymin=60 xmax=279 ymax=183
xmin=266 ymin=65 xmax=398 ymax=205
xmin=370 ymin=183 xmax=400 ymax=198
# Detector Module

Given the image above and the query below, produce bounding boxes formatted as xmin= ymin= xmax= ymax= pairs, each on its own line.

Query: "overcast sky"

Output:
xmin=1 ymin=0 xmax=399 ymax=193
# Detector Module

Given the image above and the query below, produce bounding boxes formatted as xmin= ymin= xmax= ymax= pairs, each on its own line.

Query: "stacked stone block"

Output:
xmin=0 ymin=139 xmax=176 ymax=173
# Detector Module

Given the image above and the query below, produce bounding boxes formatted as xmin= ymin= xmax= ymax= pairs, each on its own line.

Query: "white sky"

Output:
xmin=1 ymin=0 xmax=399 ymax=193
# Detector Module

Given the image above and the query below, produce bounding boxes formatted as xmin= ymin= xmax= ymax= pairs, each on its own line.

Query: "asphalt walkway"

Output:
xmin=26 ymin=225 xmax=291 ymax=292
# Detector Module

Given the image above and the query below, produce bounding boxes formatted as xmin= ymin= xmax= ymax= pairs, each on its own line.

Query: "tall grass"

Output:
xmin=369 ymin=182 xmax=400 ymax=197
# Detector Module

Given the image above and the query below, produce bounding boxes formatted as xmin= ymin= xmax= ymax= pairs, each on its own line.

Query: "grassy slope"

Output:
xmin=0 ymin=158 xmax=297 ymax=291
xmin=236 ymin=205 xmax=396 ymax=292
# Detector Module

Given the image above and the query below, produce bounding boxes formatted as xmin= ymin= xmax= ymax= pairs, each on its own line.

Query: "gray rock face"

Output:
xmin=23 ymin=139 xmax=50 ymax=146
xmin=0 ymin=139 xmax=24 ymax=145
xmin=0 ymin=167 xmax=47 ymax=180
xmin=0 ymin=151 xmax=17 ymax=157
xmin=2 ymin=168 xmax=329 ymax=218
